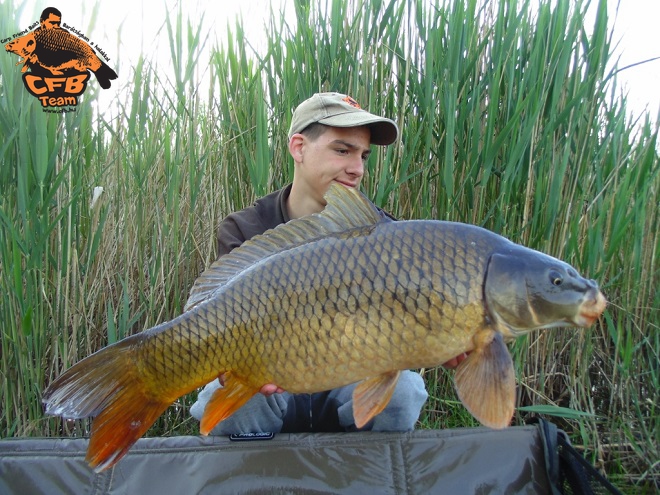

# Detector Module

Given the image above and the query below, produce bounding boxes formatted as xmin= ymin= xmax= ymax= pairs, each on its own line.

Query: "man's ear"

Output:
xmin=288 ymin=134 xmax=305 ymax=162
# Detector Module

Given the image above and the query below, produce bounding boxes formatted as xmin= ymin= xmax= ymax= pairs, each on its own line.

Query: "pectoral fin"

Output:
xmin=454 ymin=330 xmax=515 ymax=429
xmin=199 ymin=372 xmax=259 ymax=435
xmin=352 ymin=370 xmax=401 ymax=428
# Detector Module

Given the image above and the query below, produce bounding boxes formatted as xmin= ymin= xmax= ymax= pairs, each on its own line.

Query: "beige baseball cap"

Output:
xmin=288 ymin=92 xmax=399 ymax=145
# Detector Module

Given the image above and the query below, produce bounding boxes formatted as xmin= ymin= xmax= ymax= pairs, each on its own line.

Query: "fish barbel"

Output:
xmin=42 ymin=184 xmax=606 ymax=472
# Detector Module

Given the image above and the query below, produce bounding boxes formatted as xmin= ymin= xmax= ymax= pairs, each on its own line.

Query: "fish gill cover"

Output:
xmin=3 ymin=6 xmax=118 ymax=113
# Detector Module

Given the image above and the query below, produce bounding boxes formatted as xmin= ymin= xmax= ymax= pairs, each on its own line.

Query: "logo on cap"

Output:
xmin=342 ymin=96 xmax=361 ymax=109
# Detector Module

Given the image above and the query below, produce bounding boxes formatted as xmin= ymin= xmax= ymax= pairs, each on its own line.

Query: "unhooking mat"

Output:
xmin=0 ymin=422 xmax=621 ymax=495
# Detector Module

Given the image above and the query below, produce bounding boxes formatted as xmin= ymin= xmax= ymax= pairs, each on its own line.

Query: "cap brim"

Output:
xmin=319 ymin=113 xmax=399 ymax=145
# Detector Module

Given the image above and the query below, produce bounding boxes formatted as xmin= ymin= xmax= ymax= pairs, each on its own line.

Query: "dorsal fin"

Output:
xmin=184 ymin=184 xmax=386 ymax=311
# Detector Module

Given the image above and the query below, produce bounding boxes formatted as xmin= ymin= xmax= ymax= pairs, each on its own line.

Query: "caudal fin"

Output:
xmin=93 ymin=61 xmax=118 ymax=89
xmin=42 ymin=339 xmax=171 ymax=472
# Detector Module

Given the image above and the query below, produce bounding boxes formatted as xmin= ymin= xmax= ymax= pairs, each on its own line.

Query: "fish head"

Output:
xmin=484 ymin=248 xmax=606 ymax=337
xmin=5 ymin=32 xmax=36 ymax=58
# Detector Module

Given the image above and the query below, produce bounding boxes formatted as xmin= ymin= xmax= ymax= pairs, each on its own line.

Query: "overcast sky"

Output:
xmin=13 ymin=0 xmax=660 ymax=124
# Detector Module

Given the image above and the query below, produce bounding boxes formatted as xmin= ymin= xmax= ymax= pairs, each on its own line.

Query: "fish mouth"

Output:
xmin=573 ymin=290 xmax=607 ymax=327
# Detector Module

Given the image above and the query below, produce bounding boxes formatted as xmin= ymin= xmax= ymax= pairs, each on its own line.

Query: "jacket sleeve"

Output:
xmin=217 ymin=193 xmax=394 ymax=259
xmin=216 ymin=215 xmax=249 ymax=259
xmin=216 ymin=208 xmax=272 ymax=259
xmin=215 ymin=187 xmax=288 ymax=260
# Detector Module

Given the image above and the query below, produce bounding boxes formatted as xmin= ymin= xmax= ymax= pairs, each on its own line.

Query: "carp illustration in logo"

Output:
xmin=4 ymin=7 xmax=118 ymax=109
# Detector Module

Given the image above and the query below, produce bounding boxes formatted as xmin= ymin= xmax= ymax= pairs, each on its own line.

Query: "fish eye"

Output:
xmin=549 ymin=270 xmax=563 ymax=286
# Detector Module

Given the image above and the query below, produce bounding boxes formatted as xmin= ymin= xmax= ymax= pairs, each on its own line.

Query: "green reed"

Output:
xmin=0 ymin=0 xmax=657 ymax=490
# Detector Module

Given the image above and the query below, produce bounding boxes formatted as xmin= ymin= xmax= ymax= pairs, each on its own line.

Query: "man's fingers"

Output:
xmin=442 ymin=352 xmax=469 ymax=369
xmin=260 ymin=383 xmax=285 ymax=396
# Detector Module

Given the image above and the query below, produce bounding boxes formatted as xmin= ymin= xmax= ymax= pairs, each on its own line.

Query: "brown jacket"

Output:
xmin=216 ymin=184 xmax=395 ymax=259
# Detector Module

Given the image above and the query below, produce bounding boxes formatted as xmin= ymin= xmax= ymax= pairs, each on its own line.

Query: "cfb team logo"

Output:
xmin=3 ymin=7 xmax=117 ymax=112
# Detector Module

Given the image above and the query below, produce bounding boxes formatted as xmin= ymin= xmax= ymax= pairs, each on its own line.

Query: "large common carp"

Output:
xmin=42 ymin=184 xmax=606 ymax=472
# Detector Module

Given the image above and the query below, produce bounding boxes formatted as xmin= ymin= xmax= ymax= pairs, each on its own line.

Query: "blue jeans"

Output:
xmin=190 ymin=371 xmax=428 ymax=435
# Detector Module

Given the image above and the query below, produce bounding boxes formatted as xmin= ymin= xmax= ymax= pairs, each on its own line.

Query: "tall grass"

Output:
xmin=0 ymin=0 xmax=657 ymax=490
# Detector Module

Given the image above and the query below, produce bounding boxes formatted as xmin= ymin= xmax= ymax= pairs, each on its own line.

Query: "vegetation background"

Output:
xmin=0 ymin=0 xmax=657 ymax=491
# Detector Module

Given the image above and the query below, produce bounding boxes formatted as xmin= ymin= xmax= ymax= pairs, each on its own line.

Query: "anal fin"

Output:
xmin=454 ymin=330 xmax=515 ymax=429
xmin=352 ymin=370 xmax=401 ymax=428
xmin=200 ymin=372 xmax=259 ymax=435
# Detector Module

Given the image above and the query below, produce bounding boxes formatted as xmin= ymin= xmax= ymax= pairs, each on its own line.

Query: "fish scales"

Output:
xmin=33 ymin=28 xmax=102 ymax=71
xmin=42 ymin=184 xmax=606 ymax=472
xmin=133 ymin=220 xmax=492 ymax=395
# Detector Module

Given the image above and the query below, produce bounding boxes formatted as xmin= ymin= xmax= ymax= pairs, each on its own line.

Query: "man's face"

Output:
xmin=296 ymin=125 xmax=371 ymax=205
xmin=41 ymin=14 xmax=62 ymax=29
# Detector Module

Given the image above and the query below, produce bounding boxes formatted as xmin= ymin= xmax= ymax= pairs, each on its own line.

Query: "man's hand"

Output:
xmin=259 ymin=383 xmax=285 ymax=396
xmin=441 ymin=352 xmax=469 ymax=369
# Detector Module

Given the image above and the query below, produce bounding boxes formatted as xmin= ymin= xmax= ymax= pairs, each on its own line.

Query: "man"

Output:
xmin=38 ymin=7 xmax=65 ymax=30
xmin=190 ymin=92 xmax=465 ymax=434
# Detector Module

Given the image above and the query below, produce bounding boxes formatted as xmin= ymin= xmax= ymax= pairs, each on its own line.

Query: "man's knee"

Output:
xmin=389 ymin=371 xmax=428 ymax=408
xmin=336 ymin=371 xmax=428 ymax=432
xmin=371 ymin=371 xmax=428 ymax=431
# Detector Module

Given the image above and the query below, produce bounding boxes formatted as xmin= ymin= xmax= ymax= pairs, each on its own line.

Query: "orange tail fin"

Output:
xmin=42 ymin=338 xmax=171 ymax=473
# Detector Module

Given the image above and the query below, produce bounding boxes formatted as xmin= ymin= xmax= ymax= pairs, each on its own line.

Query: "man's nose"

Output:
xmin=347 ymin=156 xmax=364 ymax=177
